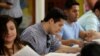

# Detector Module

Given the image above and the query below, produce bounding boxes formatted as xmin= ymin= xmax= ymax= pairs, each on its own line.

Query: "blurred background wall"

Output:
xmin=20 ymin=0 xmax=85 ymax=28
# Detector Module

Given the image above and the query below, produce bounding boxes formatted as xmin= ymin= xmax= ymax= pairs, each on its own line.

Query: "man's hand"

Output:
xmin=84 ymin=30 xmax=96 ymax=42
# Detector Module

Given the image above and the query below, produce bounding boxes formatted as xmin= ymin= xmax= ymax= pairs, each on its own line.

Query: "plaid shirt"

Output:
xmin=20 ymin=22 xmax=61 ymax=55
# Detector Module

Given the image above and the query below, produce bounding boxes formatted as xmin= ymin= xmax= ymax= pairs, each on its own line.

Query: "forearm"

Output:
xmin=61 ymin=40 xmax=76 ymax=45
xmin=93 ymin=32 xmax=100 ymax=39
xmin=80 ymin=30 xmax=100 ymax=41
xmin=0 ymin=3 xmax=11 ymax=9
xmin=55 ymin=45 xmax=81 ymax=53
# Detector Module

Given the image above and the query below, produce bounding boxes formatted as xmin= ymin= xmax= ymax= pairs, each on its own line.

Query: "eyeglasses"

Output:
xmin=47 ymin=35 xmax=51 ymax=48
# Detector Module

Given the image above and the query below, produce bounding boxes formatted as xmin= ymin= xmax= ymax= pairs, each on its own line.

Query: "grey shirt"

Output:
xmin=20 ymin=22 xmax=61 ymax=55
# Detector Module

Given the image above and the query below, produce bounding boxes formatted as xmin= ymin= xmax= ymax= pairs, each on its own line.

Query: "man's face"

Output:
xmin=64 ymin=5 xmax=79 ymax=22
xmin=49 ymin=18 xmax=64 ymax=35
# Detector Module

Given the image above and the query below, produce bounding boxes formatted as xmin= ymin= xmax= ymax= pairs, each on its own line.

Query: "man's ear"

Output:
xmin=48 ymin=18 xmax=54 ymax=24
xmin=95 ymin=9 xmax=97 ymax=12
xmin=64 ymin=10 xmax=68 ymax=16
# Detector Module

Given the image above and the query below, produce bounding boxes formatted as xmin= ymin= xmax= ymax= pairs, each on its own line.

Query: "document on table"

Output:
xmin=92 ymin=39 xmax=100 ymax=43
xmin=45 ymin=52 xmax=78 ymax=56
xmin=13 ymin=45 xmax=40 ymax=56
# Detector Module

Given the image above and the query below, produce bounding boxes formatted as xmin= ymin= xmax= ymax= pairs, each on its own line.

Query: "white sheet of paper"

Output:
xmin=45 ymin=52 xmax=78 ymax=56
xmin=92 ymin=39 xmax=100 ymax=43
xmin=13 ymin=45 xmax=40 ymax=56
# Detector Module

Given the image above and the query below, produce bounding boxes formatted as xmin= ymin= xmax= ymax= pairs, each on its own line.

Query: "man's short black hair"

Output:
xmin=92 ymin=0 xmax=100 ymax=12
xmin=81 ymin=42 xmax=100 ymax=56
xmin=64 ymin=0 xmax=79 ymax=9
xmin=43 ymin=7 xmax=66 ymax=23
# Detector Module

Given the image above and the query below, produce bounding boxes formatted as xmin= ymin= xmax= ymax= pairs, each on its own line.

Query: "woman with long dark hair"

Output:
xmin=0 ymin=15 xmax=23 ymax=56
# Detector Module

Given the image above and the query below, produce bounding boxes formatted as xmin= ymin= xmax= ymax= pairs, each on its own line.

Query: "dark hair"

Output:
xmin=0 ymin=15 xmax=22 ymax=56
xmin=92 ymin=0 xmax=100 ymax=12
xmin=43 ymin=7 xmax=66 ymax=23
xmin=64 ymin=0 xmax=79 ymax=9
xmin=80 ymin=42 xmax=100 ymax=56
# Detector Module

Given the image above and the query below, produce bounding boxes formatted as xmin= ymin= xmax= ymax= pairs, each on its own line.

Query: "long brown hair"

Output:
xmin=0 ymin=15 xmax=22 ymax=56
